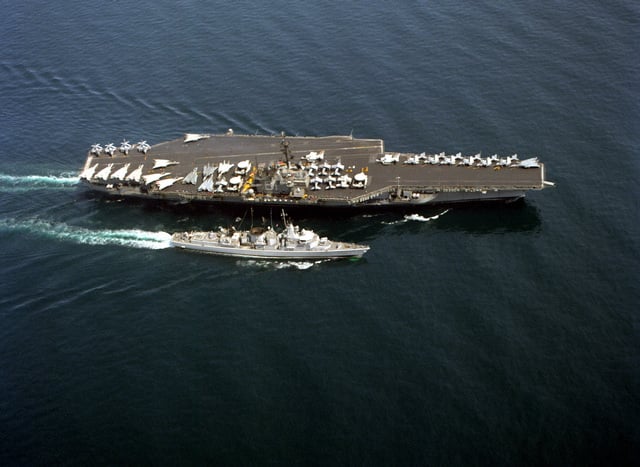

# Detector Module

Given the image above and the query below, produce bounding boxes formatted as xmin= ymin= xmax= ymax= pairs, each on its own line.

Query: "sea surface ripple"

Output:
xmin=0 ymin=1 xmax=638 ymax=465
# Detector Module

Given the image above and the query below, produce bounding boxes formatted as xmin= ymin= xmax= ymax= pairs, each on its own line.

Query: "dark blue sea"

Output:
xmin=1 ymin=1 xmax=638 ymax=465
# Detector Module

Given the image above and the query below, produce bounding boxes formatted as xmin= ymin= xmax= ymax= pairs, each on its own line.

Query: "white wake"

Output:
xmin=0 ymin=173 xmax=80 ymax=192
xmin=382 ymin=209 xmax=450 ymax=225
xmin=0 ymin=218 xmax=172 ymax=250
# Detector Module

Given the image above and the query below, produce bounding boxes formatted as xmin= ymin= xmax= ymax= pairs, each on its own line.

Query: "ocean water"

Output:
xmin=1 ymin=1 xmax=638 ymax=465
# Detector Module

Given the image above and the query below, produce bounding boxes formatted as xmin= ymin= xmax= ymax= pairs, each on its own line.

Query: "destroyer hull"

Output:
xmin=170 ymin=239 xmax=368 ymax=259
xmin=80 ymin=133 xmax=550 ymax=209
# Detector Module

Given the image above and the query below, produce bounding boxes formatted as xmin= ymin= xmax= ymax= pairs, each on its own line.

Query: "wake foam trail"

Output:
xmin=0 ymin=173 xmax=80 ymax=192
xmin=382 ymin=209 xmax=450 ymax=225
xmin=405 ymin=209 xmax=450 ymax=222
xmin=0 ymin=218 xmax=172 ymax=250
xmin=237 ymin=259 xmax=329 ymax=270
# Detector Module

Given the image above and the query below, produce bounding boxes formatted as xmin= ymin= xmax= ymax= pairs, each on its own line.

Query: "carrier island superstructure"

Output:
xmin=79 ymin=131 xmax=553 ymax=208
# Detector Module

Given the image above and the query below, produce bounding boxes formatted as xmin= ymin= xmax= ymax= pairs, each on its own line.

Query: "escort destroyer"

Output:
xmin=170 ymin=211 xmax=369 ymax=259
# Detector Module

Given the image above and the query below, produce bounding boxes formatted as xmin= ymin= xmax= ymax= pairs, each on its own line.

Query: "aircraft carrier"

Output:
xmin=79 ymin=131 xmax=553 ymax=208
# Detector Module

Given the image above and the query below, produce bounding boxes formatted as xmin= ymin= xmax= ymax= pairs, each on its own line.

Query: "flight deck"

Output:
xmin=80 ymin=132 xmax=550 ymax=208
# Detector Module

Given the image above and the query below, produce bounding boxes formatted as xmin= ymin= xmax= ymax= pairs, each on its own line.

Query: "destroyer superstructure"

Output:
xmin=79 ymin=132 xmax=552 ymax=208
